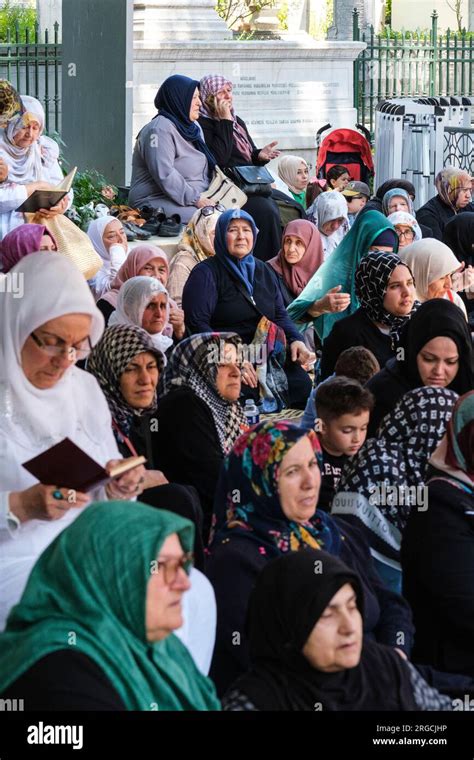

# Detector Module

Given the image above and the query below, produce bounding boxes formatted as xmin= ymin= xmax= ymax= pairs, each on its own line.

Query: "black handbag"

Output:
xmin=226 ymin=165 xmax=274 ymax=197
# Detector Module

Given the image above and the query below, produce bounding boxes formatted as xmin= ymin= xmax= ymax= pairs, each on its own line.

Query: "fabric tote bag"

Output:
xmin=200 ymin=166 xmax=247 ymax=210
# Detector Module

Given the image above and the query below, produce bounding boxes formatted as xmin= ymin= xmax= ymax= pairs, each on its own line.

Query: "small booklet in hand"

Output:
xmin=16 ymin=166 xmax=77 ymax=214
xmin=22 ymin=437 xmax=146 ymax=493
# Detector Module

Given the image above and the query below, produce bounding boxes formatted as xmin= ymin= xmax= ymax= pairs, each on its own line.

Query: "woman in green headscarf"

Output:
xmin=287 ymin=210 xmax=399 ymax=342
xmin=0 ymin=501 xmax=220 ymax=711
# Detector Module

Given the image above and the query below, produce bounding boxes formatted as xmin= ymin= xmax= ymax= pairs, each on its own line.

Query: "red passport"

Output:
xmin=23 ymin=437 xmax=146 ymax=492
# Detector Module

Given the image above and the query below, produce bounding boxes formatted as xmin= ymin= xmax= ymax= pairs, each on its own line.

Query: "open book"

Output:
xmin=23 ymin=437 xmax=146 ymax=493
xmin=16 ymin=166 xmax=77 ymax=214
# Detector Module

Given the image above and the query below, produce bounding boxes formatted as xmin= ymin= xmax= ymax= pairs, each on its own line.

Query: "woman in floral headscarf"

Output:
xmin=417 ymin=167 xmax=474 ymax=241
xmin=0 ymin=95 xmax=72 ymax=238
xmin=206 ymin=421 xmax=415 ymax=696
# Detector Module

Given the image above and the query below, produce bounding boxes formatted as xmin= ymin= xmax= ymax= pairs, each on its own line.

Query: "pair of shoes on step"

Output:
xmin=139 ymin=206 xmax=182 ymax=237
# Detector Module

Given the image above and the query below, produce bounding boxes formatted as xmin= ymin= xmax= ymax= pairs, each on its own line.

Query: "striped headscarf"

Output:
xmin=158 ymin=332 xmax=246 ymax=455
xmin=87 ymin=324 xmax=165 ymax=437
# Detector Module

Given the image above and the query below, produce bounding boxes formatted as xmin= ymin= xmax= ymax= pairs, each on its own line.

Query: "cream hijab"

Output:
xmin=0 ymin=252 xmax=104 ymax=449
xmin=399 ymin=239 xmax=462 ymax=301
xmin=277 ymin=155 xmax=308 ymax=195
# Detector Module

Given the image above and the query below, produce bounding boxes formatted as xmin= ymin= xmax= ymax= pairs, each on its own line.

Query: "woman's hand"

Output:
xmin=290 ymin=340 xmax=312 ymax=366
xmin=37 ymin=194 xmax=69 ymax=218
xmin=307 ymin=285 xmax=351 ymax=317
xmin=215 ymin=99 xmax=233 ymax=120
xmin=168 ymin=305 xmax=186 ymax=340
xmin=241 ymin=360 xmax=258 ymax=388
xmin=105 ymin=461 xmax=146 ymax=500
xmin=9 ymin=484 xmax=91 ymax=523
xmin=142 ymin=469 xmax=169 ymax=490
xmin=258 ymin=141 xmax=280 ymax=162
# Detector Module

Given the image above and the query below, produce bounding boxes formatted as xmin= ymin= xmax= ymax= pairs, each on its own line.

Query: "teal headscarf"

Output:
xmin=287 ymin=210 xmax=398 ymax=341
xmin=0 ymin=502 xmax=220 ymax=711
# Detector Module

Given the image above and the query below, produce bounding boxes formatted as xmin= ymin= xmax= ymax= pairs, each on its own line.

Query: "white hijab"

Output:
xmin=109 ymin=276 xmax=174 ymax=355
xmin=87 ymin=215 xmax=117 ymax=263
xmin=399 ymin=239 xmax=462 ymax=301
xmin=0 ymin=252 xmax=105 ymax=450
xmin=0 ymin=95 xmax=59 ymax=182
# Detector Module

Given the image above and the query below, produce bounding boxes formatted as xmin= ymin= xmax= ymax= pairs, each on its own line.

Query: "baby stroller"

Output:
xmin=315 ymin=124 xmax=374 ymax=184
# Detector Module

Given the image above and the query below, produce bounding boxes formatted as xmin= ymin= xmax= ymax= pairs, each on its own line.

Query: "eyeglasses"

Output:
xmin=197 ymin=203 xmax=226 ymax=223
xmin=30 ymin=331 xmax=92 ymax=361
xmin=396 ymin=229 xmax=415 ymax=240
xmin=156 ymin=552 xmax=194 ymax=585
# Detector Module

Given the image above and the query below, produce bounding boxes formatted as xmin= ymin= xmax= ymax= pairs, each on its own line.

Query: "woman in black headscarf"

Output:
xmin=222 ymin=550 xmax=451 ymax=711
xmin=129 ymin=75 xmax=216 ymax=224
xmin=320 ymin=251 xmax=418 ymax=379
xmin=443 ymin=213 xmax=474 ymax=324
xmin=366 ymin=298 xmax=474 ymax=435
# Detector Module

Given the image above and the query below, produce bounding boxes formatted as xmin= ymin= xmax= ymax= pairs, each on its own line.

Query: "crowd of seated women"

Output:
xmin=0 ymin=76 xmax=473 ymax=714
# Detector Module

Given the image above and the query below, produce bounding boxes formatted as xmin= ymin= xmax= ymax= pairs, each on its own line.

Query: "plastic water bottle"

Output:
xmin=244 ymin=399 xmax=260 ymax=427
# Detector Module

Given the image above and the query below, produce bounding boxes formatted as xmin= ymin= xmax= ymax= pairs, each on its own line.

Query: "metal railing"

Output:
xmin=0 ymin=22 xmax=61 ymax=133
xmin=353 ymin=10 xmax=474 ymax=137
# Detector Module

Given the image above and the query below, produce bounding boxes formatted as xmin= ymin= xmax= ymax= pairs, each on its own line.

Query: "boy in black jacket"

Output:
xmin=315 ymin=377 xmax=374 ymax=512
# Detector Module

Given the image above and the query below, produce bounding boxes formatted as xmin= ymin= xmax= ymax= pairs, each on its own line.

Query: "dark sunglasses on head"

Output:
xmin=199 ymin=203 xmax=226 ymax=217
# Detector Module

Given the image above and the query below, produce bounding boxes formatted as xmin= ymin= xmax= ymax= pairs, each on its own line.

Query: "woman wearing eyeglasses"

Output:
xmin=417 ymin=167 xmax=474 ymax=241
xmin=167 ymin=204 xmax=224 ymax=308
xmin=0 ymin=502 xmax=220 ymax=710
xmin=387 ymin=211 xmax=422 ymax=249
xmin=399 ymin=238 xmax=468 ymax=319
xmin=0 ymin=252 xmax=146 ymax=631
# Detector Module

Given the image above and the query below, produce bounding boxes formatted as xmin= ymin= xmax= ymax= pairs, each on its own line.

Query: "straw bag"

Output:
xmin=200 ymin=166 xmax=247 ymax=210
xmin=26 ymin=212 xmax=103 ymax=280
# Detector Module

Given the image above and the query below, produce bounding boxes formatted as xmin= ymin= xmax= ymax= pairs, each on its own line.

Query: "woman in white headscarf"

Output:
xmin=276 ymin=155 xmax=309 ymax=208
xmin=0 ymin=96 xmax=72 ymax=238
xmin=109 ymin=275 xmax=181 ymax=356
xmin=399 ymin=239 xmax=468 ymax=318
xmin=306 ymin=190 xmax=349 ymax=259
xmin=87 ymin=215 xmax=129 ymax=299
xmin=388 ymin=211 xmax=422 ymax=249
xmin=0 ymin=252 xmax=146 ymax=631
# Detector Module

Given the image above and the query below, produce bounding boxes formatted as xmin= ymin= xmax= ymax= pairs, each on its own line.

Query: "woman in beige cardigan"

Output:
xmin=167 ymin=204 xmax=223 ymax=307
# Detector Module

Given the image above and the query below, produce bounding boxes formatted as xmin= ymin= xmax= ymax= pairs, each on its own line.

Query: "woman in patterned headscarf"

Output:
xmin=206 ymin=421 xmax=415 ymax=696
xmin=87 ymin=324 xmax=207 ymax=570
xmin=417 ymin=166 xmax=474 ymax=241
xmin=155 ymin=333 xmax=247 ymax=539
xmin=402 ymin=391 xmax=474 ymax=676
xmin=332 ymin=386 xmax=458 ymax=592
xmin=320 ymin=251 xmax=418 ymax=379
